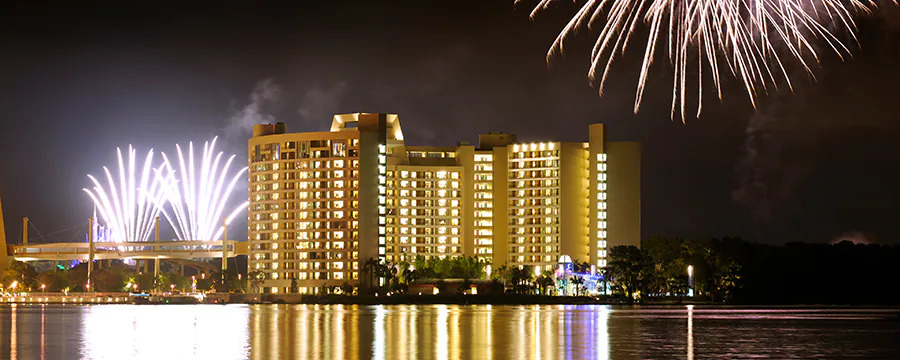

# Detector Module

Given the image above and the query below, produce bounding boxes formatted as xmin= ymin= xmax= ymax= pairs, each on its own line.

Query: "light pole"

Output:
xmin=687 ymin=265 xmax=694 ymax=297
xmin=41 ymin=284 xmax=46 ymax=293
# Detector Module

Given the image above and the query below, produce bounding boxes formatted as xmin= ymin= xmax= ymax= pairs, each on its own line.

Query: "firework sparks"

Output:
xmin=83 ymin=146 xmax=168 ymax=243
xmin=157 ymin=137 xmax=249 ymax=241
xmin=518 ymin=0 xmax=881 ymax=120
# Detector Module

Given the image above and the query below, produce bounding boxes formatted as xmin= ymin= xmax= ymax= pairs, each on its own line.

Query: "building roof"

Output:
xmin=330 ymin=113 xmax=405 ymax=141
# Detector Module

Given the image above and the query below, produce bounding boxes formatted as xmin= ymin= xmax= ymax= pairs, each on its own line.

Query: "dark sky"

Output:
xmin=1 ymin=1 xmax=899 ymax=245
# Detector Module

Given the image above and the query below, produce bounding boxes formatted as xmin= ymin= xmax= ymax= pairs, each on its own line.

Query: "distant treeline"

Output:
xmin=607 ymin=237 xmax=900 ymax=305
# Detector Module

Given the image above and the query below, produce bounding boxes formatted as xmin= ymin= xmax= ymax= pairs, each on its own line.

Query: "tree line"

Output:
xmin=0 ymin=260 xmax=264 ymax=294
xmin=606 ymin=237 xmax=900 ymax=304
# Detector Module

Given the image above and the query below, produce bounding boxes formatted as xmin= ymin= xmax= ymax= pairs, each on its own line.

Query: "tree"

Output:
xmin=506 ymin=266 xmax=535 ymax=295
xmin=536 ymin=271 xmax=555 ymax=295
xmin=1 ymin=261 xmax=38 ymax=291
xmin=340 ymin=281 xmax=354 ymax=295
xmin=707 ymin=251 xmax=741 ymax=302
xmin=248 ymin=270 xmax=266 ymax=293
xmin=607 ymin=245 xmax=652 ymax=300
xmin=573 ymin=261 xmax=592 ymax=273
xmin=36 ymin=270 xmax=69 ymax=292
xmin=196 ymin=276 xmax=214 ymax=292
xmin=398 ymin=261 xmax=414 ymax=284
xmin=134 ymin=272 xmax=157 ymax=292
xmin=410 ymin=255 xmax=487 ymax=280
xmin=570 ymin=276 xmax=585 ymax=296
xmin=93 ymin=268 xmax=126 ymax=292
xmin=159 ymin=272 xmax=191 ymax=292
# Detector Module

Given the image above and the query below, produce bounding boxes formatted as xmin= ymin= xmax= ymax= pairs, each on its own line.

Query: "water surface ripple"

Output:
xmin=1 ymin=304 xmax=898 ymax=359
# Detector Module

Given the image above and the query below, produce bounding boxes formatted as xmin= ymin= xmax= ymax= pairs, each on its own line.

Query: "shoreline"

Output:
xmin=4 ymin=293 xmax=899 ymax=307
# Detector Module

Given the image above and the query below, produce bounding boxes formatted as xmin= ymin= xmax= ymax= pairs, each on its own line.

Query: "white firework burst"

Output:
xmin=157 ymin=137 xmax=249 ymax=241
xmin=83 ymin=146 xmax=168 ymax=243
xmin=518 ymin=0 xmax=884 ymax=120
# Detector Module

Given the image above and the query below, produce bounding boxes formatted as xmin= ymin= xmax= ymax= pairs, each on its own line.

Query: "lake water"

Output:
xmin=1 ymin=304 xmax=898 ymax=359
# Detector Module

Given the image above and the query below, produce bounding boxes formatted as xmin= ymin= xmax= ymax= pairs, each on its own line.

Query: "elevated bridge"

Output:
xmin=1 ymin=193 xmax=248 ymax=281
xmin=11 ymin=240 xmax=249 ymax=262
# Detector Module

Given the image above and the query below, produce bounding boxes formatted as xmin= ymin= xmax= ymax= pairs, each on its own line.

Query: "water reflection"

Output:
xmin=9 ymin=304 xmax=16 ymax=360
xmin=246 ymin=304 xmax=615 ymax=360
xmin=687 ymin=305 xmax=694 ymax=360
xmin=80 ymin=305 xmax=249 ymax=359
xmin=2 ymin=304 xmax=899 ymax=359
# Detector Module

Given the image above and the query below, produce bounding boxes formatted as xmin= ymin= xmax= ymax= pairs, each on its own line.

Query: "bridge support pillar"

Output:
xmin=222 ymin=217 xmax=228 ymax=275
xmin=87 ymin=217 xmax=93 ymax=292
xmin=154 ymin=217 xmax=160 ymax=292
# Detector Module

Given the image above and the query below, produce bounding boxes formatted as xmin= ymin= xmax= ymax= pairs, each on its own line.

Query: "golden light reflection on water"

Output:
xmin=2 ymin=304 xmax=613 ymax=360
xmin=247 ymin=304 xmax=615 ymax=360
xmin=5 ymin=304 xmax=899 ymax=359
xmin=9 ymin=304 xmax=16 ymax=360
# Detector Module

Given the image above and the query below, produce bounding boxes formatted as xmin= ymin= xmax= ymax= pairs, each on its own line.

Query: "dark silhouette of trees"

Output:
xmin=535 ymin=270 xmax=555 ymax=295
xmin=605 ymin=237 xmax=900 ymax=304
xmin=607 ymin=245 xmax=652 ymax=299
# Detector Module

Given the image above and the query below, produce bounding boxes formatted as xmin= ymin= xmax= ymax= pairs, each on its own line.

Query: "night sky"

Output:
xmin=1 ymin=1 xmax=899 ymax=245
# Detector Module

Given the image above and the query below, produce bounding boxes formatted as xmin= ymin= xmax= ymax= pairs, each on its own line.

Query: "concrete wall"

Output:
xmin=457 ymin=145 xmax=475 ymax=256
xmin=491 ymin=146 xmax=509 ymax=266
xmin=559 ymin=143 xmax=590 ymax=263
xmin=357 ymin=114 xmax=387 ymax=288
xmin=588 ymin=124 xmax=605 ymax=266
xmin=606 ymin=141 xmax=641 ymax=249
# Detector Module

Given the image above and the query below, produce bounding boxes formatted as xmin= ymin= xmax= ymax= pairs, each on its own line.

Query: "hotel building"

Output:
xmin=248 ymin=113 xmax=640 ymax=294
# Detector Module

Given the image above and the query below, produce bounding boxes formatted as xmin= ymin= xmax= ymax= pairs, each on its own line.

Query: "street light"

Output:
xmin=687 ymin=265 xmax=694 ymax=297
xmin=170 ymin=284 xmax=175 ymax=292
xmin=41 ymin=284 xmax=46 ymax=293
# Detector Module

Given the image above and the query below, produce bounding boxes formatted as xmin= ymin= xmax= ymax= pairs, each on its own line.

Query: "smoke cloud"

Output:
xmin=225 ymin=79 xmax=282 ymax=138
xmin=732 ymin=10 xmax=900 ymax=232
xmin=732 ymin=93 xmax=809 ymax=222
xmin=296 ymin=81 xmax=349 ymax=127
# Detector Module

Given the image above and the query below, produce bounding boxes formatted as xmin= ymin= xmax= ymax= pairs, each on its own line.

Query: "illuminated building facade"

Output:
xmin=248 ymin=114 xmax=393 ymax=294
xmin=248 ymin=113 xmax=640 ymax=293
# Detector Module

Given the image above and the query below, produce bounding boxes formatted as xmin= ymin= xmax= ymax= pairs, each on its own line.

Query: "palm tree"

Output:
xmin=570 ymin=276 xmax=585 ymax=296
xmin=508 ymin=267 xmax=534 ymax=295
xmin=536 ymin=272 xmax=555 ymax=295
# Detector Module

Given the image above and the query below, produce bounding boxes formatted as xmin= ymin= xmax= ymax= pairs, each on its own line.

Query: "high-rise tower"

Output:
xmin=247 ymin=114 xmax=640 ymax=294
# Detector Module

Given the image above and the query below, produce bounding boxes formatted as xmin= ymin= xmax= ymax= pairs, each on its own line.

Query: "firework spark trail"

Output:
xmin=157 ymin=137 xmax=249 ymax=241
xmin=83 ymin=146 xmax=168 ymax=243
xmin=517 ymin=0 xmax=880 ymax=121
